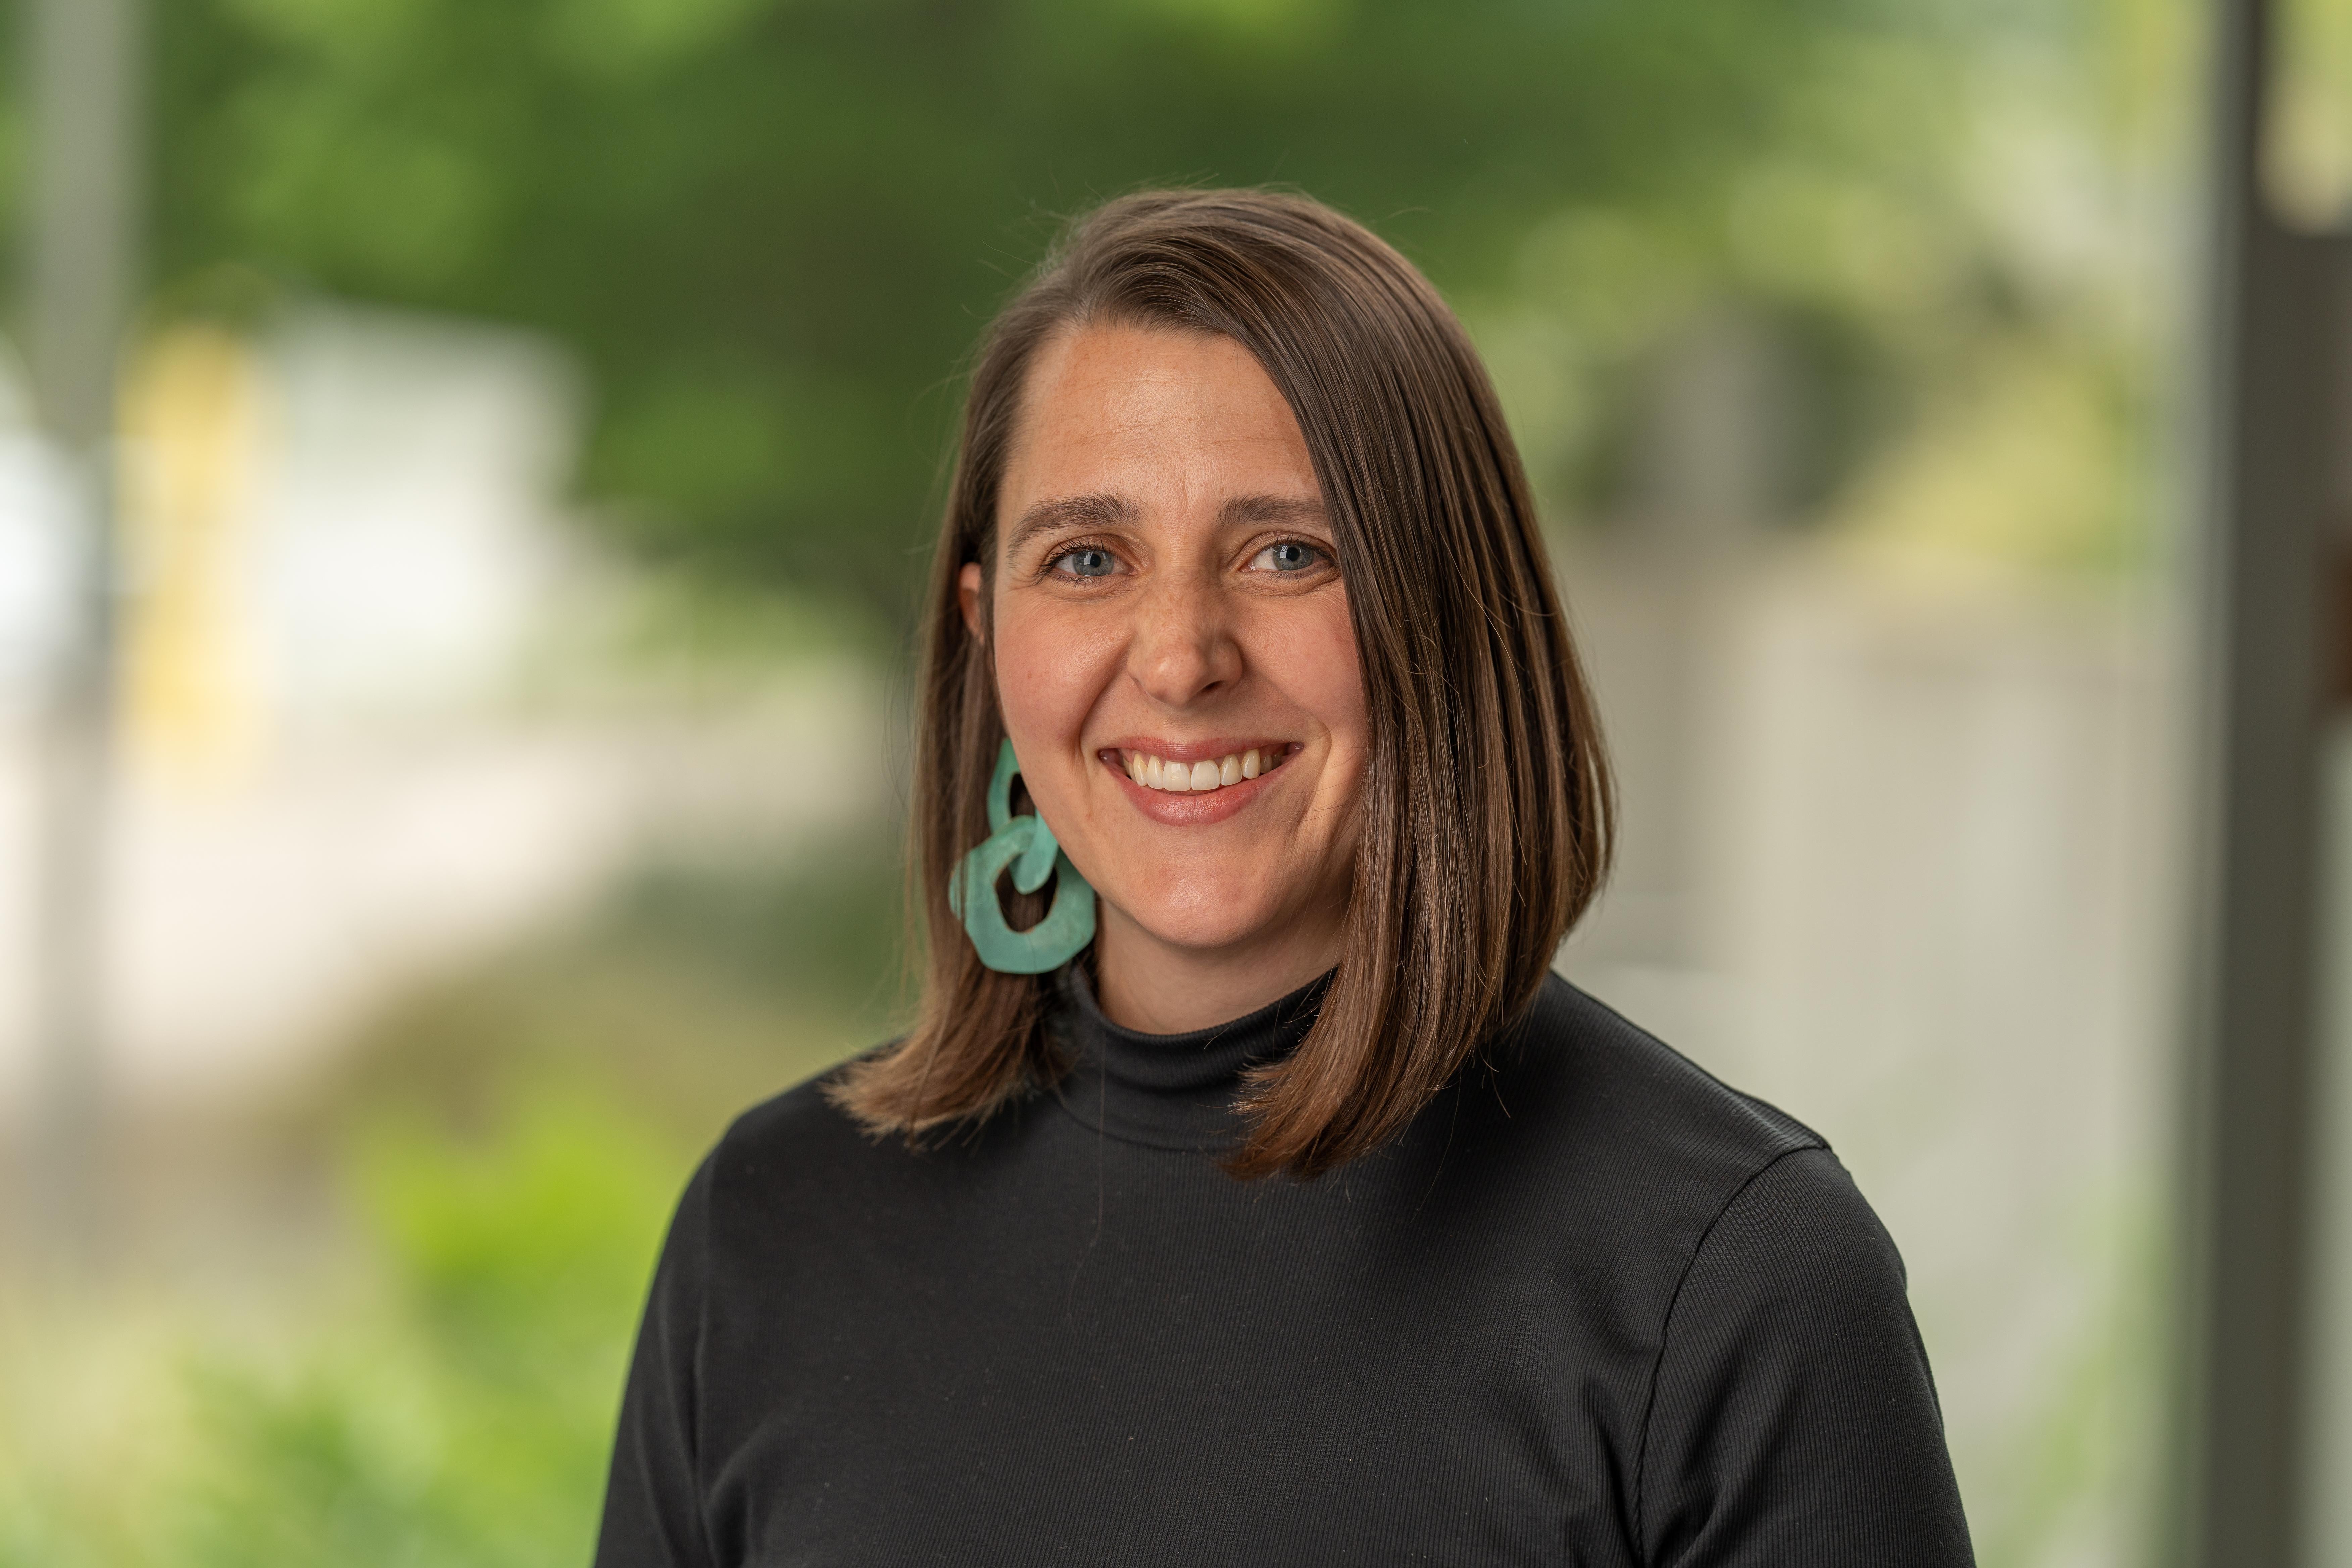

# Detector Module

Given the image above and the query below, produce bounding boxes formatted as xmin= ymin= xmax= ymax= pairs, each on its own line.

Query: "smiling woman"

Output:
xmin=594 ymin=191 xmax=1975 ymax=1566
xmin=851 ymin=191 xmax=1613 ymax=1180
xmin=972 ymin=325 xmax=1370 ymax=1043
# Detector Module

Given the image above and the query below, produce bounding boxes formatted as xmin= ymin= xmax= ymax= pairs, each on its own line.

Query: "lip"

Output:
xmin=1097 ymin=744 xmax=1297 ymax=827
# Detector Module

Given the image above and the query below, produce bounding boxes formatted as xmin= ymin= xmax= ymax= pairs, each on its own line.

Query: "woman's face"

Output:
xmin=967 ymin=324 xmax=1366 ymax=995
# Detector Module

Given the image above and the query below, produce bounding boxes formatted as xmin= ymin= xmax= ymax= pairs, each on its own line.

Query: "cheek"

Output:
xmin=1279 ymin=597 xmax=1369 ymax=760
xmin=989 ymin=598 xmax=1123 ymax=750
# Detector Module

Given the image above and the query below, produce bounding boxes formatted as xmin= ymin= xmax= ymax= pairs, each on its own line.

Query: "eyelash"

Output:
xmin=1254 ymin=535 xmax=1332 ymax=572
xmin=1037 ymin=535 xmax=1335 ymax=580
xmin=1037 ymin=536 xmax=1123 ymax=582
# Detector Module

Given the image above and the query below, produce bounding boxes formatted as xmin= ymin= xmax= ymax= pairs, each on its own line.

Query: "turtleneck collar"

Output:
xmin=1050 ymin=963 xmax=1333 ymax=1152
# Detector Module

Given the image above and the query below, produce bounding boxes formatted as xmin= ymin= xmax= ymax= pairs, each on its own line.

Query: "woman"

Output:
xmin=596 ymin=189 xmax=1974 ymax=1565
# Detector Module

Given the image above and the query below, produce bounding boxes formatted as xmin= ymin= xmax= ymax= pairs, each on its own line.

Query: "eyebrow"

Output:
xmin=1003 ymin=493 xmax=1139 ymax=556
xmin=1216 ymin=494 xmax=1328 ymax=529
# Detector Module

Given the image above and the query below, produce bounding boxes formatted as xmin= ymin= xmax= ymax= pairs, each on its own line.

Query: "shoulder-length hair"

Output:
xmin=831 ymin=188 xmax=1612 ymax=1179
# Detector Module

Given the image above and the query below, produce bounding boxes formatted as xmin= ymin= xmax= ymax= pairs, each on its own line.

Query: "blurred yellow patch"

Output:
xmin=120 ymin=326 xmax=272 ymax=795
xmin=2268 ymin=0 xmax=2352 ymax=228
xmin=1830 ymin=346 xmax=2137 ymax=583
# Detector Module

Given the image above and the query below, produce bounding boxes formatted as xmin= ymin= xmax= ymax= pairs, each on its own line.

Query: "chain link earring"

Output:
xmin=948 ymin=738 xmax=1097 ymax=974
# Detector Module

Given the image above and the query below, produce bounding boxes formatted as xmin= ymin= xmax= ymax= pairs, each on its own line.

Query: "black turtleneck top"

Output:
xmin=594 ymin=971 xmax=1974 ymax=1566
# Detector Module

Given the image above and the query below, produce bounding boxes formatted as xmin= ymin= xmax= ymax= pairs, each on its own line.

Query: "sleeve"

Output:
xmin=1636 ymin=1146 xmax=1975 ymax=1567
xmin=594 ymin=1155 xmax=721 ymax=1568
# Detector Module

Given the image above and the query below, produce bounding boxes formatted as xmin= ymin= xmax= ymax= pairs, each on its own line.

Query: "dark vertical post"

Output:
xmin=23 ymin=0 xmax=141 ymax=1258
xmin=2171 ymin=0 xmax=2350 ymax=1561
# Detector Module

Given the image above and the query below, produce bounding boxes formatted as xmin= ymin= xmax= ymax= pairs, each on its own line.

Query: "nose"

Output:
xmin=1126 ymin=567 xmax=1242 ymax=709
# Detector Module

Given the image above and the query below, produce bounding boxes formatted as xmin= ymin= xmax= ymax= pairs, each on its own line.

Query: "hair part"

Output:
xmin=829 ymin=187 xmax=1613 ymax=1179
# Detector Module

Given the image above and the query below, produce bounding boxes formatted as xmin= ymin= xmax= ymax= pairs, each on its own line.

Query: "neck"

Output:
xmin=1091 ymin=896 xmax=1346 ymax=1035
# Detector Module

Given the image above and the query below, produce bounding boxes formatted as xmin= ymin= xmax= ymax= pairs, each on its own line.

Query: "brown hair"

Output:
xmin=830 ymin=188 xmax=1613 ymax=1179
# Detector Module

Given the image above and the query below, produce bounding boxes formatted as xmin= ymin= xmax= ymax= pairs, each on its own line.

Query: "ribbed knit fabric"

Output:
xmin=594 ymin=971 xmax=1974 ymax=1566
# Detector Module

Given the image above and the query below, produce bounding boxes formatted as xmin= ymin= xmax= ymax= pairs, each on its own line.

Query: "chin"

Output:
xmin=1112 ymin=883 xmax=1292 ymax=954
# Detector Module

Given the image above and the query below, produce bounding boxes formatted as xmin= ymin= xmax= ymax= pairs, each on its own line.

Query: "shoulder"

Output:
xmin=1395 ymin=975 xmax=1840 ymax=1311
xmin=1401 ymin=973 xmax=1852 ymax=1321
xmin=713 ymin=1057 xmax=870 ymax=1164
xmin=692 ymin=1041 xmax=1054 ymax=1232
xmin=1676 ymin=1144 xmax=1910 ymax=1330
xmin=1481 ymin=985 xmax=1968 ymax=1557
xmin=1475 ymin=972 xmax=1825 ymax=1183
xmin=1638 ymin=1151 xmax=1969 ymax=1560
xmin=698 ymin=1050 xmax=909 ymax=1211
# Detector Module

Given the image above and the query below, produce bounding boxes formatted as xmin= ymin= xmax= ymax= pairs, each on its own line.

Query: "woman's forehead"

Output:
xmin=999 ymin=324 xmax=1316 ymax=523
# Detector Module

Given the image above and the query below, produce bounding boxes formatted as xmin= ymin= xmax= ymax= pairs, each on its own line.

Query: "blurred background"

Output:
xmin=0 ymin=0 xmax=2342 ymax=1562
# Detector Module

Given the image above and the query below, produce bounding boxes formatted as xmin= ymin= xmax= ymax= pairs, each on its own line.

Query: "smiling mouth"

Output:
xmin=1110 ymin=744 xmax=1301 ymax=795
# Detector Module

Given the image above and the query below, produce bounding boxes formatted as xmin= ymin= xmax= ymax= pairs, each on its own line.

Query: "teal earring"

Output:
xmin=948 ymin=739 xmax=1097 ymax=974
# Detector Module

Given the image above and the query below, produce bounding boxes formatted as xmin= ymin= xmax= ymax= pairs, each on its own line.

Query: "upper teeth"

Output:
xmin=1123 ymin=747 xmax=1283 ymax=793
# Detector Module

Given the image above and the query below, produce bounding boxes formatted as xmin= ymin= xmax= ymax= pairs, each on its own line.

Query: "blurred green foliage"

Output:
xmin=129 ymin=0 xmax=1950 ymax=619
xmin=0 ymin=841 xmax=902 ymax=1568
xmin=172 ymin=1090 xmax=678 ymax=1568
xmin=0 ymin=1089 xmax=677 ymax=1568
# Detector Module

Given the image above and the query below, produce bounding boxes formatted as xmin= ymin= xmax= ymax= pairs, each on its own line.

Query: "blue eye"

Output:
xmin=1057 ymin=547 xmax=1118 ymax=578
xmin=1258 ymin=540 xmax=1326 ymax=573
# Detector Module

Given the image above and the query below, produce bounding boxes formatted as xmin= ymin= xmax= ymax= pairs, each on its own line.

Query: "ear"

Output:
xmin=958 ymin=561 xmax=986 ymax=642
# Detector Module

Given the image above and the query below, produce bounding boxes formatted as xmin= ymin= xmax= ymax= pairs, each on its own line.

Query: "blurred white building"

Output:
xmin=0 ymin=304 xmax=878 ymax=1121
xmin=1553 ymin=309 xmax=2171 ymax=1565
